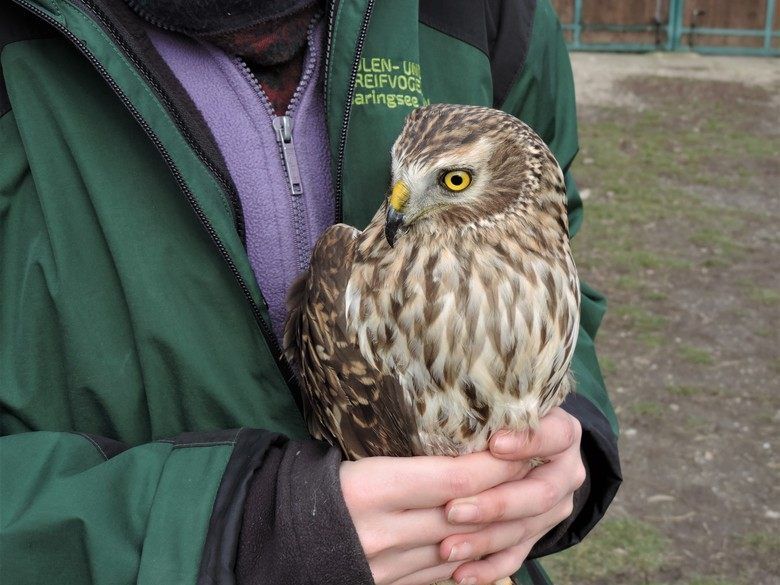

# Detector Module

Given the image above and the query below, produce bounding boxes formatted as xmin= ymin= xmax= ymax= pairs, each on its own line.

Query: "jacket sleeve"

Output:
xmin=497 ymin=0 xmax=623 ymax=558
xmin=234 ymin=437 xmax=374 ymax=585
xmin=0 ymin=429 xmax=373 ymax=585
xmin=0 ymin=429 xmax=237 ymax=584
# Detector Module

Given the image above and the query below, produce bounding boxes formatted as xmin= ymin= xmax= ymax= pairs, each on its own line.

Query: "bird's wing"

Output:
xmin=284 ymin=224 xmax=421 ymax=460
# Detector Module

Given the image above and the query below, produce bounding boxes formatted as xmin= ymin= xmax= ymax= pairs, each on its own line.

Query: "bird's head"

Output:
xmin=384 ymin=104 xmax=566 ymax=247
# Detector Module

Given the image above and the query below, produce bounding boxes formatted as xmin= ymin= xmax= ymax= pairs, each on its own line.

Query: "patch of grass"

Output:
xmin=663 ymin=384 xmax=725 ymax=414
xmin=644 ymin=289 xmax=668 ymax=301
xmin=590 ymin=243 xmax=669 ymax=274
xmin=739 ymin=531 xmax=780 ymax=556
xmin=667 ymin=384 xmax=703 ymax=397
xmin=748 ymin=287 xmax=780 ymax=305
xmin=614 ymin=305 xmax=667 ymax=332
xmin=678 ymin=344 xmax=714 ymax=365
xmin=544 ymin=517 xmax=669 ymax=585
xmin=613 ymin=249 xmax=665 ymax=270
xmin=690 ymin=229 xmax=745 ymax=260
xmin=600 ymin=355 xmax=617 ymax=376
xmin=614 ymin=305 xmax=666 ymax=348
xmin=648 ymin=579 xmax=743 ymax=585
xmin=685 ymin=577 xmax=742 ymax=585
xmin=737 ymin=530 xmax=780 ymax=574
xmin=685 ymin=414 xmax=709 ymax=430
xmin=639 ymin=332 xmax=665 ymax=348
xmin=570 ymin=83 xmax=768 ymax=286
xmin=631 ymin=401 xmax=664 ymax=418
xmin=614 ymin=274 xmax=641 ymax=291
xmin=701 ymin=256 xmax=733 ymax=269
xmin=613 ymin=305 xmax=668 ymax=348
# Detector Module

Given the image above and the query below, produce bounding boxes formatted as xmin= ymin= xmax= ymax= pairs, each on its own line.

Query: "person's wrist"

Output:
xmin=236 ymin=439 xmax=374 ymax=584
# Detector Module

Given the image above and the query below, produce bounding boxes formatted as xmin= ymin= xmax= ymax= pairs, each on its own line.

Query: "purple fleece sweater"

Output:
xmin=147 ymin=19 xmax=334 ymax=340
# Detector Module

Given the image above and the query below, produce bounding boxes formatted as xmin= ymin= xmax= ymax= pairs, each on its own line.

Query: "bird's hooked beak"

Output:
xmin=385 ymin=181 xmax=409 ymax=247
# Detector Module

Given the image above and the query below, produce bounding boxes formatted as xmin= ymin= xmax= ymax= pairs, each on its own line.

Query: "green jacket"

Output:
xmin=0 ymin=0 xmax=621 ymax=583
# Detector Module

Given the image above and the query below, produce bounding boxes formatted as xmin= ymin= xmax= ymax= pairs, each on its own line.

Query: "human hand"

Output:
xmin=340 ymin=452 xmax=528 ymax=585
xmin=442 ymin=407 xmax=585 ymax=585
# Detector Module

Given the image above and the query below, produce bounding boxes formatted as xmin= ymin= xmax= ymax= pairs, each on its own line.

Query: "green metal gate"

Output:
xmin=562 ymin=0 xmax=779 ymax=56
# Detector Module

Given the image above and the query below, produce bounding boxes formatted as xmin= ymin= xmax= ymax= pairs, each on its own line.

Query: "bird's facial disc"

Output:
xmin=384 ymin=167 xmax=478 ymax=246
xmin=385 ymin=139 xmax=493 ymax=246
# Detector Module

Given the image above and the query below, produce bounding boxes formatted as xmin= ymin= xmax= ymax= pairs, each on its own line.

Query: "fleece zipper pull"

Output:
xmin=272 ymin=115 xmax=303 ymax=196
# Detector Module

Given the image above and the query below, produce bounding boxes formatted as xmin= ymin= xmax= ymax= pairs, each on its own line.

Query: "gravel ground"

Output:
xmin=571 ymin=52 xmax=780 ymax=109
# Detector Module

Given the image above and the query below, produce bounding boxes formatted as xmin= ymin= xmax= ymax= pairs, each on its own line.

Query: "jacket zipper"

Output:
xmin=13 ymin=0 xmax=305 ymax=410
xmin=232 ymin=14 xmax=319 ymax=272
xmin=78 ymin=3 xmax=246 ymax=244
xmin=272 ymin=115 xmax=304 ymax=196
xmin=328 ymin=0 xmax=376 ymax=223
xmin=324 ymin=0 xmax=338 ymax=103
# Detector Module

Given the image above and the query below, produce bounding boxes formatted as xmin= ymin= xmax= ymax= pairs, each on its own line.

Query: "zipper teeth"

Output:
xmin=232 ymin=12 xmax=322 ymax=120
xmin=324 ymin=0 xmax=338 ymax=108
xmin=233 ymin=57 xmax=277 ymax=118
xmin=286 ymin=13 xmax=322 ymax=116
xmin=14 ymin=0 xmax=303 ymax=400
xmin=333 ymin=0 xmax=376 ymax=223
xmin=232 ymin=17 xmax=321 ymax=272
xmin=291 ymin=199 xmax=310 ymax=272
xmin=286 ymin=13 xmax=320 ymax=272
xmin=233 ymin=63 xmax=311 ymax=272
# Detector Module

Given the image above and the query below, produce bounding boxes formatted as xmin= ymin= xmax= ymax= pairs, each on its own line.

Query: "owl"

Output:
xmin=285 ymin=103 xmax=579 ymax=462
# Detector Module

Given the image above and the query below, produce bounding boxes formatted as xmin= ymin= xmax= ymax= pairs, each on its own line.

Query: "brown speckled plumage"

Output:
xmin=284 ymin=104 xmax=580 ymax=463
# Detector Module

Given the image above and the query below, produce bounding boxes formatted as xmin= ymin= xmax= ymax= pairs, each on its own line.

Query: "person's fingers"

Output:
xmin=341 ymin=452 xmax=527 ymax=511
xmin=451 ymin=541 xmax=533 ymax=585
xmin=440 ymin=495 xmax=575 ymax=563
xmin=369 ymin=544 xmax=441 ymax=584
xmin=445 ymin=444 xmax=585 ymax=525
xmin=444 ymin=476 xmax=564 ymax=526
xmin=389 ymin=560 xmax=461 ymax=585
xmin=489 ymin=407 xmax=581 ymax=461
xmin=524 ymin=440 xmax=586 ymax=495
xmin=352 ymin=506 xmax=487 ymax=556
xmin=390 ymin=508 xmax=487 ymax=548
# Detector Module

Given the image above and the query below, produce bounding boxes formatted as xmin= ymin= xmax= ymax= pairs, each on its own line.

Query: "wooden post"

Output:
xmin=668 ymin=0 xmax=684 ymax=51
xmin=766 ymin=0 xmax=777 ymax=51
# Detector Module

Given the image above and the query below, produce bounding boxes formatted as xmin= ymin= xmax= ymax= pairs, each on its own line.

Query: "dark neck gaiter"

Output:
xmin=126 ymin=0 xmax=322 ymax=114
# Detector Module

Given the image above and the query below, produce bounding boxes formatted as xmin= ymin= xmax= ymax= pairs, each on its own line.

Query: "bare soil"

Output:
xmin=544 ymin=53 xmax=780 ymax=585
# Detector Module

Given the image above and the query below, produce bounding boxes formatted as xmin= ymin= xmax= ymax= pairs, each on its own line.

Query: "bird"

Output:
xmin=284 ymin=103 xmax=580 ymax=463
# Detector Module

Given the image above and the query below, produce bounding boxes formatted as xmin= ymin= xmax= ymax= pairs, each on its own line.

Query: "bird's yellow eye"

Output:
xmin=441 ymin=170 xmax=472 ymax=192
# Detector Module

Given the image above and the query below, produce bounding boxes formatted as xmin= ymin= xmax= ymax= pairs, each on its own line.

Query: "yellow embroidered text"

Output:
xmin=354 ymin=58 xmax=430 ymax=109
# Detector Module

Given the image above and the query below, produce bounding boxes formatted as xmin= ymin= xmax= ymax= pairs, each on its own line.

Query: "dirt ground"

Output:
xmin=542 ymin=53 xmax=780 ymax=585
